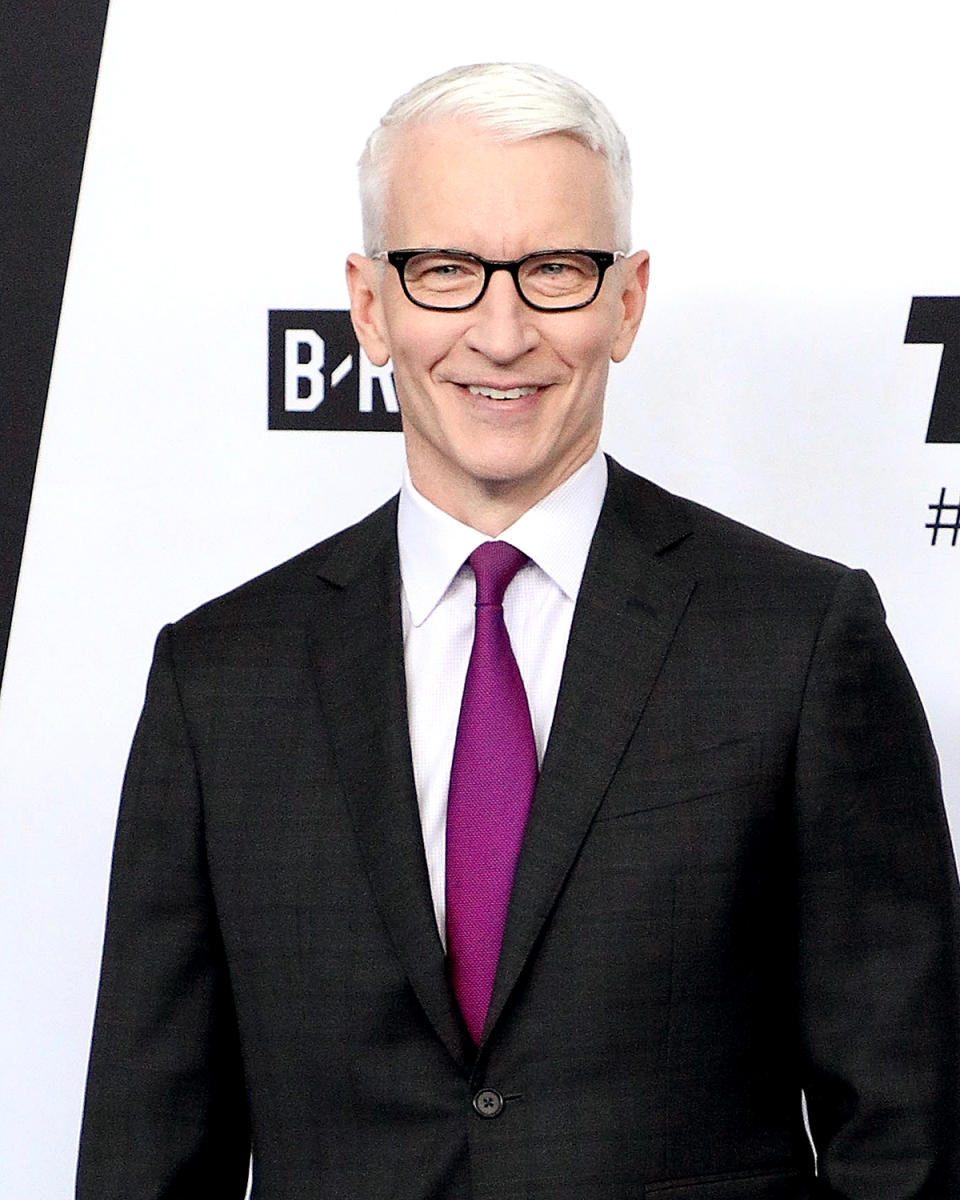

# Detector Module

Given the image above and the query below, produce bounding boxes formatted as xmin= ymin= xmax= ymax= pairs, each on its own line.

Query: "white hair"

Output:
xmin=358 ymin=62 xmax=632 ymax=255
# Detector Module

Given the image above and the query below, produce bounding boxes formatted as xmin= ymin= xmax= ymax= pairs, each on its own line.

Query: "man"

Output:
xmin=78 ymin=63 xmax=959 ymax=1199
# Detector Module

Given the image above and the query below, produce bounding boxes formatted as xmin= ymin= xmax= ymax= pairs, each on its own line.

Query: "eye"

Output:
xmin=404 ymin=254 xmax=482 ymax=292
xmin=427 ymin=262 xmax=467 ymax=278
xmin=533 ymin=258 xmax=588 ymax=279
xmin=537 ymin=260 xmax=575 ymax=275
xmin=520 ymin=253 xmax=599 ymax=301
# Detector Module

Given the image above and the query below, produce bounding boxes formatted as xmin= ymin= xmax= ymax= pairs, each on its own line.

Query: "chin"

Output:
xmin=463 ymin=452 xmax=542 ymax=490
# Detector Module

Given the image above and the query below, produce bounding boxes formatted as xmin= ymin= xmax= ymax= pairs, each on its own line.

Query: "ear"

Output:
xmin=610 ymin=250 xmax=650 ymax=363
xmin=346 ymin=253 xmax=391 ymax=367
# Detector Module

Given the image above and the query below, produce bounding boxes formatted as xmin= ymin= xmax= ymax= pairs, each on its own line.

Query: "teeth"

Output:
xmin=467 ymin=385 xmax=539 ymax=400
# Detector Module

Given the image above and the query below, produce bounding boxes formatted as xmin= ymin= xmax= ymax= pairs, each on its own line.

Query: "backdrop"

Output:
xmin=2 ymin=2 xmax=958 ymax=1195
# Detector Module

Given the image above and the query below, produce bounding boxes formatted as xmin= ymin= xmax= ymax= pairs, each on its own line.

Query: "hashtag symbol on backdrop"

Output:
xmin=926 ymin=488 xmax=960 ymax=546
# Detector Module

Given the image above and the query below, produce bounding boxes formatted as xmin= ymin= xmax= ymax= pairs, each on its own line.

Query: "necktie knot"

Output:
xmin=468 ymin=541 xmax=528 ymax=607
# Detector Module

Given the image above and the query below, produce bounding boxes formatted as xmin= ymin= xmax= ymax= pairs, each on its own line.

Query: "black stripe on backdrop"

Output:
xmin=0 ymin=1 xmax=110 ymax=695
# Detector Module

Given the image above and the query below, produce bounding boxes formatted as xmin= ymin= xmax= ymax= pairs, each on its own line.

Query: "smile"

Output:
xmin=467 ymin=385 xmax=540 ymax=400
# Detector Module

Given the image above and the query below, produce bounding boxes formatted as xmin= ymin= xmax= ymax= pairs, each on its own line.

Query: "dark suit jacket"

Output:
xmin=77 ymin=459 xmax=960 ymax=1199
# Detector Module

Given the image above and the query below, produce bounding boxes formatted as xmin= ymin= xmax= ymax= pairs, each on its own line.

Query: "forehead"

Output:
xmin=382 ymin=120 xmax=617 ymax=256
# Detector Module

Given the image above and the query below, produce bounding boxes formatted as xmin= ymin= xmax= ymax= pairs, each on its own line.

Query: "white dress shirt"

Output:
xmin=397 ymin=449 xmax=608 ymax=945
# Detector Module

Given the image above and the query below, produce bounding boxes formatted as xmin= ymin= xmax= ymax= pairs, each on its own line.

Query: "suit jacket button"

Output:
xmin=472 ymin=1088 xmax=504 ymax=1118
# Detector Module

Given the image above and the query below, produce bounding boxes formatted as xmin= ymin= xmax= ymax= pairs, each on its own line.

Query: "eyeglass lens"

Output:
xmin=402 ymin=252 xmax=601 ymax=309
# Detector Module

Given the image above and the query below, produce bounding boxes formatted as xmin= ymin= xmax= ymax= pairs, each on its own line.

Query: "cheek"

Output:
xmin=551 ymin=311 xmax=618 ymax=375
xmin=384 ymin=308 xmax=464 ymax=376
xmin=563 ymin=335 xmax=614 ymax=384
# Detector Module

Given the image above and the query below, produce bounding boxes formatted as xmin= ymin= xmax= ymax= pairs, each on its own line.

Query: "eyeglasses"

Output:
xmin=376 ymin=249 xmax=623 ymax=312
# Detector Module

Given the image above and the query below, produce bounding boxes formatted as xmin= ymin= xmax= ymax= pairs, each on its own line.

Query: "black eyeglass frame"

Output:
xmin=377 ymin=248 xmax=622 ymax=312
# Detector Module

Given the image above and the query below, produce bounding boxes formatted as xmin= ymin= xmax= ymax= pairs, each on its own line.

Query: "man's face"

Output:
xmin=348 ymin=120 xmax=648 ymax=526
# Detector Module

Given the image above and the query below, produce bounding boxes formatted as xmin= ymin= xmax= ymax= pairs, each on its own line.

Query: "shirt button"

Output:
xmin=472 ymin=1088 xmax=504 ymax=1118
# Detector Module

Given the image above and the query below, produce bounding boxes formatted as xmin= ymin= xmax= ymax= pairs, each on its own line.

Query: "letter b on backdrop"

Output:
xmin=268 ymin=310 xmax=401 ymax=431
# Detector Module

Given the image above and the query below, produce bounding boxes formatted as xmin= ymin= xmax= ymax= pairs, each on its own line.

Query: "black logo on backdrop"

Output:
xmin=268 ymin=310 xmax=402 ymax=431
xmin=926 ymin=488 xmax=960 ymax=546
xmin=905 ymin=297 xmax=960 ymax=443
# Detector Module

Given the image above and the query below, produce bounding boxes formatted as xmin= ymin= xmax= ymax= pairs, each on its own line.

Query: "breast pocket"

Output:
xmin=594 ymin=734 xmax=764 ymax=822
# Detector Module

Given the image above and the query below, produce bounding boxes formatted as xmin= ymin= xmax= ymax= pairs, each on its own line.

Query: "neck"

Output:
xmin=407 ymin=451 xmax=595 ymax=537
xmin=436 ymin=491 xmax=534 ymax=538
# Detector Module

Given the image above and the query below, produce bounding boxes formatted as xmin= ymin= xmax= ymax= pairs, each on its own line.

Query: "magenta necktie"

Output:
xmin=446 ymin=541 xmax=538 ymax=1043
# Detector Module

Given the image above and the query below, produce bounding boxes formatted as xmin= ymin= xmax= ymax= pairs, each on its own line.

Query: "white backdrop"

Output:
xmin=1 ymin=2 xmax=958 ymax=1195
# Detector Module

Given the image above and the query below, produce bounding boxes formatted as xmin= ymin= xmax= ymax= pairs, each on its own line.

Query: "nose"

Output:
xmin=463 ymin=268 xmax=540 ymax=364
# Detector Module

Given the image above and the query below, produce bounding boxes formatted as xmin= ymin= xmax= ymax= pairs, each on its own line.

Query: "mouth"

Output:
xmin=465 ymin=385 xmax=541 ymax=400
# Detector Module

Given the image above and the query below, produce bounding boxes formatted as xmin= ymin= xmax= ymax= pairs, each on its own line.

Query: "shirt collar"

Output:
xmin=398 ymin=449 xmax=608 ymax=627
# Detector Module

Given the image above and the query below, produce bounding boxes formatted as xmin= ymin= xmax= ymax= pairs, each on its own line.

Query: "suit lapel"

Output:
xmin=308 ymin=499 xmax=472 ymax=1069
xmin=483 ymin=462 xmax=697 ymax=1043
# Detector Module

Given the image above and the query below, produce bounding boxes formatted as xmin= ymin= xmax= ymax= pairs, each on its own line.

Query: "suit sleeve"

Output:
xmin=76 ymin=626 xmax=251 ymax=1199
xmin=794 ymin=569 xmax=960 ymax=1197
